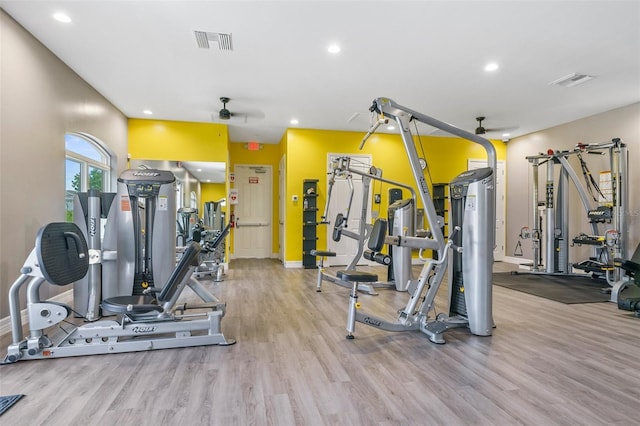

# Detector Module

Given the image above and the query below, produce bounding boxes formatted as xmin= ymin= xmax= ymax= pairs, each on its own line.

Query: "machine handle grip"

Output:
xmin=359 ymin=118 xmax=388 ymax=149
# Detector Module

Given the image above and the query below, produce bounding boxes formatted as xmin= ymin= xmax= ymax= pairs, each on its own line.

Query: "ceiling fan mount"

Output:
xmin=475 ymin=116 xmax=487 ymax=135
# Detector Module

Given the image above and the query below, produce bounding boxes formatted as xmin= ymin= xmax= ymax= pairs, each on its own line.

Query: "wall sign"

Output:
xmin=229 ymin=189 xmax=239 ymax=204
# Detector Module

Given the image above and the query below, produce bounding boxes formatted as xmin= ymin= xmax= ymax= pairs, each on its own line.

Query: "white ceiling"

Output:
xmin=2 ymin=1 xmax=639 ymax=151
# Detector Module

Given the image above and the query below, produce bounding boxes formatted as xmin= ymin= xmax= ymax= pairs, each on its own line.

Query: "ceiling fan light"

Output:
xmin=219 ymin=109 xmax=231 ymax=120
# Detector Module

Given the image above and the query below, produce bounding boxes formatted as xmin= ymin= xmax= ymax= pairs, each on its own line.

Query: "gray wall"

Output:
xmin=0 ymin=11 xmax=128 ymax=318
xmin=506 ymin=102 xmax=640 ymax=264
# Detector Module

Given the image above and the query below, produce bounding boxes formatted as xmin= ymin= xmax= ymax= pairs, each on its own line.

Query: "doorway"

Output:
xmin=233 ymin=164 xmax=273 ymax=258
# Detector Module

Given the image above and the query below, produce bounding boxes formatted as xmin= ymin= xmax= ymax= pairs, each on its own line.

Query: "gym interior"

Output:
xmin=1 ymin=2 xmax=639 ymax=425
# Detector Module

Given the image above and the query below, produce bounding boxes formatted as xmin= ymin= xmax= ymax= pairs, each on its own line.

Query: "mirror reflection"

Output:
xmin=129 ymin=159 xmax=228 ymax=279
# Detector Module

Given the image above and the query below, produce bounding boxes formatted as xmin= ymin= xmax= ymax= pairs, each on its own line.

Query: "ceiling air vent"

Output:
xmin=549 ymin=72 xmax=594 ymax=88
xmin=194 ymin=31 xmax=233 ymax=51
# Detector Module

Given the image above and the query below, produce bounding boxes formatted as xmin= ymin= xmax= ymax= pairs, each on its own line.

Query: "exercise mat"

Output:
xmin=493 ymin=272 xmax=610 ymax=304
xmin=0 ymin=394 xmax=24 ymax=416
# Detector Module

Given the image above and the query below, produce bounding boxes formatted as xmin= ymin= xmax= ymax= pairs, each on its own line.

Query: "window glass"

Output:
xmin=65 ymin=133 xmax=112 ymax=221
xmin=88 ymin=165 xmax=105 ymax=190
xmin=65 ymin=158 xmax=82 ymax=221
xmin=65 ymin=133 xmax=106 ymax=162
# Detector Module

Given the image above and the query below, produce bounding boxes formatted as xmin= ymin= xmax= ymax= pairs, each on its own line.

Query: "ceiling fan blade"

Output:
xmin=484 ymin=125 xmax=519 ymax=134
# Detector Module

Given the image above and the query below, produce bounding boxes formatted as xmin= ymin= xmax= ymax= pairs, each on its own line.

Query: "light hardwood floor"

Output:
xmin=0 ymin=259 xmax=638 ymax=425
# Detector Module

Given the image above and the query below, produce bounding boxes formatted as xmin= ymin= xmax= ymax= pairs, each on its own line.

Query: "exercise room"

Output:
xmin=1 ymin=1 xmax=638 ymax=425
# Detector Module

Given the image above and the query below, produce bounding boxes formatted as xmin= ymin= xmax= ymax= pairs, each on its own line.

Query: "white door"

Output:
xmin=278 ymin=155 xmax=286 ymax=262
xmin=233 ymin=165 xmax=272 ymax=258
xmin=468 ymin=159 xmax=506 ymax=261
xmin=325 ymin=154 xmax=372 ymax=266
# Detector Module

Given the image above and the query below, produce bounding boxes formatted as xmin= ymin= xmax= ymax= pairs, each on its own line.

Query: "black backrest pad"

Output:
xmin=157 ymin=242 xmax=201 ymax=302
xmin=624 ymin=241 xmax=640 ymax=272
xmin=368 ymin=219 xmax=387 ymax=252
xmin=333 ymin=213 xmax=344 ymax=242
xmin=36 ymin=222 xmax=89 ymax=286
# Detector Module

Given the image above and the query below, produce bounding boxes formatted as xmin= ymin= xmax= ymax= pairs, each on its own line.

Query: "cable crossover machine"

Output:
xmin=516 ymin=139 xmax=629 ymax=300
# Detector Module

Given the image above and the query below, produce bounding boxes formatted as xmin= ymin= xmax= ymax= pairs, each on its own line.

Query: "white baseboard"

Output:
xmin=0 ymin=288 xmax=74 ymax=338
xmin=284 ymin=261 xmax=303 ymax=268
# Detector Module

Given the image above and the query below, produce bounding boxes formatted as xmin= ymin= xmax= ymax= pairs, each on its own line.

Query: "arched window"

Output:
xmin=65 ymin=132 xmax=115 ymax=221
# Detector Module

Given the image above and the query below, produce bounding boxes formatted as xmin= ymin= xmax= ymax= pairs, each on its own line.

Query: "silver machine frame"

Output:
xmin=522 ymin=139 xmax=628 ymax=301
xmin=317 ymin=156 xmax=418 ymax=293
xmin=3 ymin=222 xmax=234 ymax=364
xmin=345 ymin=97 xmax=497 ymax=344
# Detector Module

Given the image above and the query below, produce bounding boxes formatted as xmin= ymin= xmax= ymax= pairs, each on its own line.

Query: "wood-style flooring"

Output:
xmin=0 ymin=259 xmax=638 ymax=425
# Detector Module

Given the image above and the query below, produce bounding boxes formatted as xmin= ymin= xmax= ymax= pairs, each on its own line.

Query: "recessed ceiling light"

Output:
xmin=327 ymin=44 xmax=341 ymax=54
xmin=197 ymin=169 xmax=202 ymax=172
xmin=502 ymin=133 xmax=510 ymax=137
xmin=290 ymin=118 xmax=299 ymax=125
xmin=53 ymin=13 xmax=72 ymax=23
xmin=388 ymin=125 xmax=396 ymax=131
xmin=484 ymin=62 xmax=499 ymax=72
xmin=142 ymin=110 xmax=153 ymax=115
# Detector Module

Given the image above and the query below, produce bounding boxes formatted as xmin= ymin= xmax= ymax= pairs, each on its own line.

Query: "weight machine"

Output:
xmin=519 ymin=139 xmax=628 ymax=296
xmin=177 ymin=206 xmax=228 ymax=281
xmin=341 ymin=97 xmax=496 ymax=344
xmin=3 ymin=222 xmax=234 ymax=364
xmin=176 ymin=207 xmax=199 ymax=247
xmin=73 ymin=169 xmax=177 ymax=318
xmin=313 ymin=156 xmax=417 ymax=294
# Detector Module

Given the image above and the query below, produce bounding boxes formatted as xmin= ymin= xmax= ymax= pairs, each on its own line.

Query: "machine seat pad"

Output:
xmin=336 ymin=270 xmax=378 ymax=282
xmin=101 ymin=295 xmax=163 ymax=314
xmin=310 ymin=250 xmax=336 ymax=257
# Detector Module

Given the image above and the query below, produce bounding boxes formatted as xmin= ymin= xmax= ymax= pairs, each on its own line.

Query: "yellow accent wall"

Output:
xmin=126 ymin=118 xmax=507 ymax=265
xmin=128 ymin=118 xmax=230 ymax=212
xmin=284 ymin=128 xmax=506 ymax=263
xmin=128 ymin=119 xmax=228 ymax=162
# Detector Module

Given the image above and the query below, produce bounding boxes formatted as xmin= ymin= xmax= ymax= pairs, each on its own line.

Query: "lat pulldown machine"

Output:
xmin=342 ymin=97 xmax=496 ymax=344
xmin=314 ymin=156 xmax=417 ymax=294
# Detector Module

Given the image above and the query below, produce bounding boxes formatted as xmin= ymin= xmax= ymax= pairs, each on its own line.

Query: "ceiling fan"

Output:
xmin=218 ymin=97 xmax=233 ymax=120
xmin=474 ymin=116 xmax=517 ymax=136
xmin=213 ymin=97 xmax=265 ymax=123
